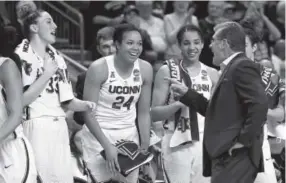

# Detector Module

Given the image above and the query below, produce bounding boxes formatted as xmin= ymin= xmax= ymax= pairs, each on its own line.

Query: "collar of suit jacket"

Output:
xmin=220 ymin=52 xmax=242 ymax=71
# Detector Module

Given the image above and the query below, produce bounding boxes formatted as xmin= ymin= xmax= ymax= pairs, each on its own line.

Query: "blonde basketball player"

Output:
xmin=15 ymin=10 xmax=95 ymax=183
xmin=81 ymin=24 xmax=153 ymax=183
xmin=151 ymin=25 xmax=219 ymax=183
xmin=0 ymin=25 xmax=37 ymax=182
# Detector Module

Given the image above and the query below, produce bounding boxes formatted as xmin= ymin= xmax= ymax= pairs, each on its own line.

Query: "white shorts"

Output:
xmin=162 ymin=131 xmax=210 ymax=183
xmin=23 ymin=117 xmax=73 ymax=183
xmin=0 ymin=135 xmax=37 ymax=183
xmin=81 ymin=125 xmax=139 ymax=183
xmin=255 ymin=138 xmax=277 ymax=183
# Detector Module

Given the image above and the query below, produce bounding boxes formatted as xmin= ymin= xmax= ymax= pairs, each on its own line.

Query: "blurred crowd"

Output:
xmin=78 ymin=1 xmax=285 ymax=76
xmin=0 ymin=1 xmax=285 ymax=183
xmin=0 ymin=1 xmax=285 ymax=76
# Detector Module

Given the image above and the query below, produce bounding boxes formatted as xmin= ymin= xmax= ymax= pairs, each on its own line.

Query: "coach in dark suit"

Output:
xmin=166 ymin=22 xmax=268 ymax=183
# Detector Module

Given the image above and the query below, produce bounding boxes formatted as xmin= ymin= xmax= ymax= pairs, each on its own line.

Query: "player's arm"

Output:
xmin=62 ymin=97 xmax=95 ymax=112
xmin=0 ymin=59 xmax=23 ymax=141
xmin=23 ymin=58 xmax=58 ymax=106
xmin=83 ymin=60 xmax=120 ymax=174
xmin=93 ymin=15 xmax=124 ymax=26
xmin=137 ymin=61 xmax=153 ymax=150
xmin=150 ymin=65 xmax=184 ymax=122
xmin=83 ymin=60 xmax=110 ymax=148
xmin=268 ymin=79 xmax=285 ymax=122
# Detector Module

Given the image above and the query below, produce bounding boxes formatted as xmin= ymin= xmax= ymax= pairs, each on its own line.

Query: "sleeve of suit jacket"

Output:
xmin=179 ymin=89 xmax=209 ymax=116
xmin=234 ymin=60 xmax=268 ymax=147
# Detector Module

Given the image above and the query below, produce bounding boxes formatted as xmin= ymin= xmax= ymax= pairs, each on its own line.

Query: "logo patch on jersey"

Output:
xmin=133 ymin=76 xmax=140 ymax=82
xmin=201 ymin=70 xmax=208 ymax=76
xmin=110 ymin=71 xmax=115 ymax=78
xmin=22 ymin=60 xmax=32 ymax=76
xmin=133 ymin=69 xmax=140 ymax=77
xmin=202 ymin=76 xmax=208 ymax=81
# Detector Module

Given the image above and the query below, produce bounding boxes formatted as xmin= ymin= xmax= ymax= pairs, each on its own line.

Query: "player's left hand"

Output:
xmin=228 ymin=142 xmax=244 ymax=156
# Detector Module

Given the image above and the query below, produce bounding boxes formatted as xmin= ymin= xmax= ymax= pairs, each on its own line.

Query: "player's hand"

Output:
xmin=84 ymin=101 xmax=96 ymax=111
xmin=164 ymin=77 xmax=188 ymax=98
xmin=105 ymin=144 xmax=121 ymax=176
xmin=228 ymin=142 xmax=244 ymax=156
xmin=138 ymin=146 xmax=149 ymax=155
xmin=44 ymin=58 xmax=58 ymax=77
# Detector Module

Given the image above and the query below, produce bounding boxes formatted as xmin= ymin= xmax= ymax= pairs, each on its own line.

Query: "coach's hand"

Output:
xmin=228 ymin=142 xmax=244 ymax=156
xmin=164 ymin=77 xmax=188 ymax=98
xmin=105 ymin=144 xmax=126 ymax=176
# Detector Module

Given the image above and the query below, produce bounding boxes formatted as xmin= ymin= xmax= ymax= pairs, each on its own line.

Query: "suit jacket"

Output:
xmin=73 ymin=72 xmax=87 ymax=125
xmin=179 ymin=53 xmax=268 ymax=176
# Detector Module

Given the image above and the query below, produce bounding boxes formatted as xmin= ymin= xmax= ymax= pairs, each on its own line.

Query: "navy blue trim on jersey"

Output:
xmin=21 ymin=138 xmax=30 ymax=183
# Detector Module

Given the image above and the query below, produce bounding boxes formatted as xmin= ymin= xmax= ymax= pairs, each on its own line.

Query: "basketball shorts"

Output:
xmin=81 ymin=125 xmax=139 ymax=183
xmin=0 ymin=135 xmax=37 ymax=183
xmin=255 ymin=137 xmax=277 ymax=183
xmin=23 ymin=117 xmax=73 ymax=183
xmin=161 ymin=131 xmax=210 ymax=183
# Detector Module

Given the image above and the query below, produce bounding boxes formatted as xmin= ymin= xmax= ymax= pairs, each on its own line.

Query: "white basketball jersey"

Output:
xmin=15 ymin=39 xmax=74 ymax=120
xmin=95 ymin=55 xmax=142 ymax=129
xmin=187 ymin=62 xmax=212 ymax=133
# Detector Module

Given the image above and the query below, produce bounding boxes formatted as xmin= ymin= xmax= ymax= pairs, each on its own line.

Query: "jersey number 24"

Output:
xmin=112 ymin=96 xmax=134 ymax=110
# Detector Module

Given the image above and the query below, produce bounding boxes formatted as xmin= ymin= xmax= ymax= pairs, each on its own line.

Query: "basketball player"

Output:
xmin=0 ymin=25 xmax=37 ymax=183
xmin=81 ymin=23 xmax=153 ymax=183
xmin=15 ymin=10 xmax=95 ymax=183
xmin=151 ymin=25 xmax=218 ymax=183
xmin=244 ymin=26 xmax=284 ymax=183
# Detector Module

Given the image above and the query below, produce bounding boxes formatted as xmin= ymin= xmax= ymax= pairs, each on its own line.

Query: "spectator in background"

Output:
xmin=241 ymin=2 xmax=281 ymax=62
xmin=164 ymin=1 xmax=199 ymax=60
xmin=152 ymin=1 xmax=166 ymax=19
xmin=198 ymin=1 xmax=227 ymax=69
xmin=0 ymin=2 xmax=11 ymax=25
xmin=122 ymin=5 xmax=158 ymax=67
xmin=91 ymin=26 xmax=116 ymax=61
xmin=272 ymin=40 xmax=285 ymax=79
xmin=136 ymin=1 xmax=167 ymax=54
xmin=274 ymin=1 xmax=285 ymax=39
xmin=86 ymin=1 xmax=128 ymax=49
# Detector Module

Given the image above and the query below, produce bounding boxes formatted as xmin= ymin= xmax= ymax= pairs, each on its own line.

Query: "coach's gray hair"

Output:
xmin=214 ymin=21 xmax=246 ymax=52
xmin=214 ymin=21 xmax=242 ymax=32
